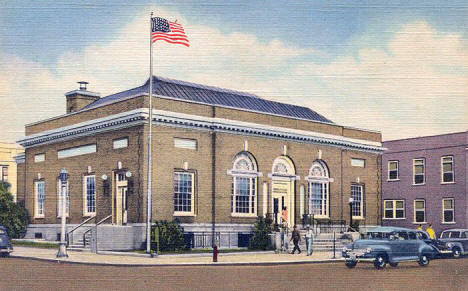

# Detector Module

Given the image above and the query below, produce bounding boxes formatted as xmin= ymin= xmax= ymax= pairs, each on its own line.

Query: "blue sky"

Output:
xmin=0 ymin=0 xmax=467 ymax=142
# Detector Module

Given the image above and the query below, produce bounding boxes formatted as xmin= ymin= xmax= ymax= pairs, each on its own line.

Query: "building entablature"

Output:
xmin=18 ymin=108 xmax=384 ymax=153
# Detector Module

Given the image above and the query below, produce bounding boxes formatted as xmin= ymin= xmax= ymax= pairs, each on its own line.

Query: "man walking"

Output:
xmin=305 ymin=225 xmax=313 ymax=256
xmin=290 ymin=225 xmax=301 ymax=254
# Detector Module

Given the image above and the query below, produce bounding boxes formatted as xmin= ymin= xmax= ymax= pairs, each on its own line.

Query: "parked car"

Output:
xmin=0 ymin=225 xmax=13 ymax=257
xmin=415 ymin=230 xmax=452 ymax=258
xmin=342 ymin=227 xmax=436 ymax=269
xmin=439 ymin=229 xmax=468 ymax=258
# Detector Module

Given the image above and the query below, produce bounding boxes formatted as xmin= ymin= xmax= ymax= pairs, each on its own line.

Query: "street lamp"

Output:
xmin=57 ymin=168 xmax=69 ymax=258
xmin=348 ymin=197 xmax=354 ymax=231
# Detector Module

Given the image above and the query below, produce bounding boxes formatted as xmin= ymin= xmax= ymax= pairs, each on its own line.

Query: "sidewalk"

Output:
xmin=11 ymin=246 xmax=343 ymax=266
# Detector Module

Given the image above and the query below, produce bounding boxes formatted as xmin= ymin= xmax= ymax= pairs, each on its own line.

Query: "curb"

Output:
xmin=10 ymin=254 xmax=344 ymax=267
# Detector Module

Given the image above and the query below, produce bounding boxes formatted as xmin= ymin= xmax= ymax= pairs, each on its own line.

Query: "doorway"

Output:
xmin=113 ymin=172 xmax=128 ymax=225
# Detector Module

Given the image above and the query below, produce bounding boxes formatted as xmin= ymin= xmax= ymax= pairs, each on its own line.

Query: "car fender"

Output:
xmin=369 ymin=245 xmax=392 ymax=258
xmin=446 ymin=242 xmax=464 ymax=253
xmin=419 ymin=244 xmax=436 ymax=257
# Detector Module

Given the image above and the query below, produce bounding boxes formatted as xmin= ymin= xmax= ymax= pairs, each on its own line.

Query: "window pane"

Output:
xmin=389 ymin=162 xmax=397 ymax=171
xmin=58 ymin=144 xmax=96 ymax=159
xmin=389 ymin=171 xmax=398 ymax=180
xmin=396 ymin=201 xmax=404 ymax=209
xmin=396 ymin=210 xmax=404 ymax=218
xmin=113 ymin=138 xmax=128 ymax=149
xmin=351 ymin=159 xmax=365 ymax=167
xmin=415 ymin=165 xmax=424 ymax=174
xmin=443 ymin=162 xmax=452 ymax=172
xmin=443 ymin=199 xmax=453 ymax=209
xmin=414 ymin=175 xmax=424 ymax=184
xmin=443 ymin=173 xmax=453 ymax=182
xmin=86 ymin=176 xmax=96 ymax=213
xmin=385 ymin=209 xmax=393 ymax=218
xmin=444 ymin=211 xmax=454 ymax=223
xmin=351 ymin=185 xmax=363 ymax=217
xmin=384 ymin=201 xmax=393 ymax=208
xmin=450 ymin=231 xmax=460 ymax=238
xmin=174 ymin=172 xmax=193 ymax=213
xmin=415 ymin=211 xmax=425 ymax=222
xmin=174 ymin=138 xmax=197 ymax=150
xmin=415 ymin=200 xmax=425 ymax=209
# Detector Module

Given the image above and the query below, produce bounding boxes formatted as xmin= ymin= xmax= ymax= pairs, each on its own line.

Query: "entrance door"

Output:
xmin=114 ymin=173 xmax=128 ymax=225
xmin=272 ymin=180 xmax=293 ymax=227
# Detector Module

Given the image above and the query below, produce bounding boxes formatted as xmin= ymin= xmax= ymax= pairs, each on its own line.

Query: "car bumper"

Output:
xmin=342 ymin=250 xmax=374 ymax=262
xmin=0 ymin=248 xmax=13 ymax=253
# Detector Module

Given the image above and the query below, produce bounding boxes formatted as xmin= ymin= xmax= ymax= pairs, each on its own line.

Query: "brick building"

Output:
xmin=382 ymin=131 xmax=468 ymax=236
xmin=17 ymin=76 xmax=384 ymax=250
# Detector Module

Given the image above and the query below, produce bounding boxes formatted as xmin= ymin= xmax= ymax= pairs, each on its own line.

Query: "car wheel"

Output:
xmin=389 ymin=262 xmax=398 ymax=267
xmin=345 ymin=261 xmax=357 ymax=268
xmin=418 ymin=254 xmax=430 ymax=267
xmin=374 ymin=254 xmax=387 ymax=269
xmin=452 ymin=247 xmax=462 ymax=259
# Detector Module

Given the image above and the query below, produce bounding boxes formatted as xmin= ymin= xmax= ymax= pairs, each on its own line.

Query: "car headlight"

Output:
xmin=365 ymin=247 xmax=372 ymax=253
xmin=447 ymin=243 xmax=453 ymax=248
xmin=342 ymin=246 xmax=350 ymax=252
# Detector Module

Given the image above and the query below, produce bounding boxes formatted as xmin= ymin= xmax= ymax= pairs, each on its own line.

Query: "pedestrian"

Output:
xmin=426 ymin=223 xmax=436 ymax=239
xmin=290 ymin=225 xmax=301 ymax=254
xmin=305 ymin=225 xmax=314 ymax=256
xmin=417 ymin=224 xmax=423 ymax=231
xmin=281 ymin=207 xmax=288 ymax=229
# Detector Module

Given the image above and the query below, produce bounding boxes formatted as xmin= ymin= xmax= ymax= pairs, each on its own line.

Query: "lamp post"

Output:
xmin=57 ymin=168 xmax=69 ymax=258
xmin=348 ymin=197 xmax=354 ymax=231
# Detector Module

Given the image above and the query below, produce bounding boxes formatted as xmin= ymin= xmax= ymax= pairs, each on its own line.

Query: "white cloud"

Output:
xmin=0 ymin=11 xmax=466 ymax=143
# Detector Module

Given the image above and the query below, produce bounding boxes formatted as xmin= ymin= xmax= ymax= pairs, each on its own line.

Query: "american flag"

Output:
xmin=151 ymin=17 xmax=189 ymax=47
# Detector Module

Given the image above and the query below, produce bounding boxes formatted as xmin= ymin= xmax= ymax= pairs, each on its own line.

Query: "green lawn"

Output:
xmin=12 ymin=240 xmax=59 ymax=249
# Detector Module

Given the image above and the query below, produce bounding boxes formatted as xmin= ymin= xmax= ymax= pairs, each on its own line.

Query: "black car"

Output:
xmin=416 ymin=230 xmax=452 ymax=258
xmin=0 ymin=225 xmax=13 ymax=257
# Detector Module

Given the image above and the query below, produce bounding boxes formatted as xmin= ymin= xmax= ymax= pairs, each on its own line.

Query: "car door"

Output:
xmin=407 ymin=231 xmax=420 ymax=258
xmin=391 ymin=231 xmax=410 ymax=259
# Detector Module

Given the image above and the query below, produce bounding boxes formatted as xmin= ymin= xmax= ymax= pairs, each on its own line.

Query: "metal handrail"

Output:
xmin=66 ymin=216 xmax=96 ymax=246
xmin=83 ymin=215 xmax=112 ymax=247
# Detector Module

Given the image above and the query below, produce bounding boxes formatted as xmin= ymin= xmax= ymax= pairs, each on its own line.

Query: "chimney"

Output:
xmin=65 ymin=81 xmax=100 ymax=113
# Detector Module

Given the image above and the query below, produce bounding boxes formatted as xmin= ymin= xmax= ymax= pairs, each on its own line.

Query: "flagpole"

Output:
xmin=146 ymin=11 xmax=154 ymax=255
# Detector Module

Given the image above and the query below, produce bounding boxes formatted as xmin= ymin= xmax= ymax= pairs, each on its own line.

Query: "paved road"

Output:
xmin=1 ymin=257 xmax=467 ymax=291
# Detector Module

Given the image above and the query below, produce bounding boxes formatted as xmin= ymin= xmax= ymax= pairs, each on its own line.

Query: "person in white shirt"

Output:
xmin=305 ymin=225 xmax=314 ymax=256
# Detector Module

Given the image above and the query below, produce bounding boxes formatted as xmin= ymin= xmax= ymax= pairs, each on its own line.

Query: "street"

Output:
xmin=1 ymin=257 xmax=467 ymax=291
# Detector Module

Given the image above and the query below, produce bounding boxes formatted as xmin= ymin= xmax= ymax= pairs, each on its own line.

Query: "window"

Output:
xmin=351 ymin=184 xmax=364 ymax=218
xmin=1 ymin=166 xmax=8 ymax=182
xmin=384 ymin=200 xmax=405 ymax=219
xmin=408 ymin=232 xmax=417 ymax=240
xmin=174 ymin=172 xmax=194 ymax=215
xmin=229 ymin=153 xmax=259 ymax=216
xmin=416 ymin=231 xmax=429 ymax=240
xmin=388 ymin=161 xmax=399 ymax=180
xmin=34 ymin=154 xmax=45 ymax=163
xmin=442 ymin=198 xmax=454 ymax=223
xmin=396 ymin=231 xmax=409 ymax=240
xmin=34 ymin=181 xmax=45 ymax=218
xmin=174 ymin=138 xmax=197 ymax=150
xmin=58 ymin=144 xmax=96 ymax=159
xmin=351 ymin=158 xmax=365 ymax=167
xmin=83 ymin=175 xmax=96 ymax=216
xmin=307 ymin=161 xmax=330 ymax=218
xmin=113 ymin=138 xmax=128 ymax=149
xmin=57 ymin=180 xmax=69 ymax=217
xmin=441 ymin=156 xmax=454 ymax=183
xmin=414 ymin=199 xmax=426 ymax=223
xmin=413 ymin=159 xmax=425 ymax=185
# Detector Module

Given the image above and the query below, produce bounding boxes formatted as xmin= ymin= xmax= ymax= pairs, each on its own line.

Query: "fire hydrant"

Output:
xmin=213 ymin=244 xmax=219 ymax=262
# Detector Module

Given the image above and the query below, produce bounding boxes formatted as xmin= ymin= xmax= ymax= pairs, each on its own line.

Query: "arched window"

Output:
xmin=307 ymin=160 xmax=330 ymax=218
xmin=229 ymin=152 xmax=259 ymax=216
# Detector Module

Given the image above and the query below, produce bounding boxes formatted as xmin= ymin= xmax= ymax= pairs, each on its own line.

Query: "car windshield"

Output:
xmin=365 ymin=232 xmax=391 ymax=239
xmin=441 ymin=232 xmax=450 ymax=238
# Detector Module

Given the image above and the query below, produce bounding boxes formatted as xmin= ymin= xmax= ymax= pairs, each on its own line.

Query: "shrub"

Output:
xmin=248 ymin=216 xmax=273 ymax=250
xmin=151 ymin=219 xmax=186 ymax=252
xmin=0 ymin=182 xmax=29 ymax=238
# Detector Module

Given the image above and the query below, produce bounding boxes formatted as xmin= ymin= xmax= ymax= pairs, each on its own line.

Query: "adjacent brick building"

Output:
xmin=17 ymin=76 xmax=384 ymax=249
xmin=382 ymin=131 xmax=468 ymax=236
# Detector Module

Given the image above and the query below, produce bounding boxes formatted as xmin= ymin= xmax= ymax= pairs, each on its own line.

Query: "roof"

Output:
xmin=367 ymin=226 xmax=417 ymax=233
xmin=82 ymin=76 xmax=333 ymax=124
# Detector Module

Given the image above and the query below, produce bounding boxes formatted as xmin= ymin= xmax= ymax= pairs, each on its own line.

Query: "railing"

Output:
xmin=186 ymin=232 xmax=253 ymax=249
xmin=66 ymin=216 xmax=96 ymax=246
xmin=316 ymin=220 xmax=347 ymax=233
xmin=83 ymin=215 xmax=112 ymax=248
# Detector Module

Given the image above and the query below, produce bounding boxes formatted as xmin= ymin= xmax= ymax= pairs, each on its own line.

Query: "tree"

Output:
xmin=0 ymin=182 xmax=29 ymax=238
xmin=248 ymin=216 xmax=273 ymax=250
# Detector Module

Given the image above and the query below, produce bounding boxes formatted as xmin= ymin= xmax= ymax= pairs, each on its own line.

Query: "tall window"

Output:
xmin=174 ymin=172 xmax=194 ymax=215
xmin=441 ymin=156 xmax=454 ymax=183
xmin=413 ymin=158 xmax=425 ymax=185
xmin=442 ymin=198 xmax=455 ymax=223
xmin=83 ymin=175 xmax=96 ymax=216
xmin=384 ymin=200 xmax=405 ymax=219
xmin=388 ymin=161 xmax=399 ymax=181
xmin=35 ymin=181 xmax=45 ymax=218
xmin=414 ymin=199 xmax=426 ymax=223
xmin=307 ymin=161 xmax=330 ymax=218
xmin=57 ymin=180 xmax=69 ymax=217
xmin=1 ymin=166 xmax=8 ymax=182
xmin=229 ymin=152 xmax=259 ymax=216
xmin=351 ymin=184 xmax=364 ymax=218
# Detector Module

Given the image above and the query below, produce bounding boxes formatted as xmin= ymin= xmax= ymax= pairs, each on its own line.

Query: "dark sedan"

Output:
xmin=0 ymin=225 xmax=13 ymax=257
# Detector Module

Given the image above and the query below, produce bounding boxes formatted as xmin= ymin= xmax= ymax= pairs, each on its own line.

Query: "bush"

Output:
xmin=0 ymin=182 xmax=29 ymax=238
xmin=248 ymin=216 xmax=273 ymax=250
xmin=151 ymin=219 xmax=186 ymax=252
